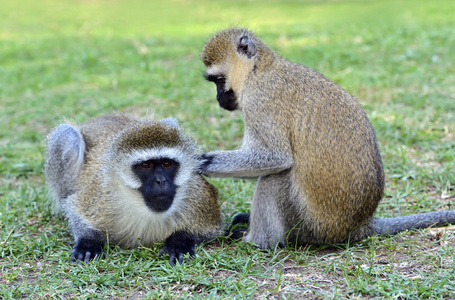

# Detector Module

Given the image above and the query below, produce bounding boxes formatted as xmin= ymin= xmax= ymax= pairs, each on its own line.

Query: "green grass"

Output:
xmin=1 ymin=0 xmax=454 ymax=298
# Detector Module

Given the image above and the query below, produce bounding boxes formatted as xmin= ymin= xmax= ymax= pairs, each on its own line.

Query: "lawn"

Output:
xmin=1 ymin=0 xmax=454 ymax=298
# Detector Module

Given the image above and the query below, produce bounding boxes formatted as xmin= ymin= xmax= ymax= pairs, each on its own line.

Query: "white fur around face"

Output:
xmin=108 ymin=182 xmax=188 ymax=247
xmin=205 ymin=65 xmax=225 ymax=78
xmin=115 ymin=147 xmax=197 ymax=190
xmin=206 ymin=64 xmax=237 ymax=95
xmin=100 ymin=146 xmax=197 ymax=246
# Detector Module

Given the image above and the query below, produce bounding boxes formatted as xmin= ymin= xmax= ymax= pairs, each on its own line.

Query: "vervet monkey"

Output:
xmin=199 ymin=27 xmax=455 ymax=249
xmin=45 ymin=114 xmax=221 ymax=264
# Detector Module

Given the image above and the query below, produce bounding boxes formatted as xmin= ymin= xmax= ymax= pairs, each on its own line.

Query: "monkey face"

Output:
xmin=132 ymin=158 xmax=180 ymax=213
xmin=204 ymin=73 xmax=239 ymax=111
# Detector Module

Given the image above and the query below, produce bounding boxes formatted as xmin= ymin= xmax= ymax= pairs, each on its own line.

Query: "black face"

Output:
xmin=132 ymin=158 xmax=180 ymax=213
xmin=204 ymin=73 xmax=239 ymax=111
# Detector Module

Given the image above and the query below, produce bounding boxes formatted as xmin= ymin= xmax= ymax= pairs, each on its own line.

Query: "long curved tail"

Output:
xmin=372 ymin=211 xmax=455 ymax=236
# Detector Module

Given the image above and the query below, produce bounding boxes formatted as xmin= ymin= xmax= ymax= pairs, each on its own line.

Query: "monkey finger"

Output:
xmin=70 ymin=253 xmax=84 ymax=265
xmin=199 ymin=153 xmax=214 ymax=168
xmin=70 ymin=251 xmax=84 ymax=264
xmin=83 ymin=252 xmax=92 ymax=264
xmin=157 ymin=248 xmax=166 ymax=258
xmin=196 ymin=155 xmax=208 ymax=174
xmin=69 ymin=254 xmax=78 ymax=263
xmin=90 ymin=251 xmax=105 ymax=262
xmin=169 ymin=253 xmax=176 ymax=266
xmin=177 ymin=253 xmax=185 ymax=265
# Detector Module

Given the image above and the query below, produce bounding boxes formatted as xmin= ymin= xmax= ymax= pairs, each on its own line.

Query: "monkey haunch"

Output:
xmin=45 ymin=114 xmax=221 ymax=265
xmin=200 ymin=28 xmax=455 ymax=249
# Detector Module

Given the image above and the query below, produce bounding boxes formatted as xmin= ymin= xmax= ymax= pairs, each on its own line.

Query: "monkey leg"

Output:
xmin=64 ymin=199 xmax=106 ymax=264
xmin=244 ymin=171 xmax=293 ymax=249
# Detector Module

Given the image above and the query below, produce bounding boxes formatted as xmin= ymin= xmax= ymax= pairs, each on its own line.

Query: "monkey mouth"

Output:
xmin=143 ymin=195 xmax=174 ymax=213
xmin=217 ymin=89 xmax=239 ymax=111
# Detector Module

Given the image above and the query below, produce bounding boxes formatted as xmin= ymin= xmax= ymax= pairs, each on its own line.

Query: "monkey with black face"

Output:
xmin=45 ymin=114 xmax=221 ymax=265
xmin=200 ymin=28 xmax=455 ymax=249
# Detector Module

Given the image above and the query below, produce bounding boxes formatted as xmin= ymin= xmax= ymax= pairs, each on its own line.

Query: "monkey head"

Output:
xmin=202 ymin=28 xmax=260 ymax=111
xmin=108 ymin=119 xmax=199 ymax=214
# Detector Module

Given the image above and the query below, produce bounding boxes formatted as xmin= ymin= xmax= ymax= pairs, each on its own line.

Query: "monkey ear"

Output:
xmin=160 ymin=117 xmax=180 ymax=128
xmin=237 ymin=35 xmax=257 ymax=59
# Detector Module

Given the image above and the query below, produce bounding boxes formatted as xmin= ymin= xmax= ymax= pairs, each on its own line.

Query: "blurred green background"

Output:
xmin=1 ymin=0 xmax=454 ymax=298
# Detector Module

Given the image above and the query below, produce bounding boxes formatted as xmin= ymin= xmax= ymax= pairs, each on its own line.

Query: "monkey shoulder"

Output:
xmin=185 ymin=174 xmax=219 ymax=203
xmin=182 ymin=175 xmax=221 ymax=227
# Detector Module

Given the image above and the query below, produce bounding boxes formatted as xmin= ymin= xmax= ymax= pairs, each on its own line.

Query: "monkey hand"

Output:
xmin=70 ymin=238 xmax=106 ymax=264
xmin=196 ymin=153 xmax=214 ymax=176
xmin=225 ymin=213 xmax=250 ymax=240
xmin=158 ymin=231 xmax=196 ymax=266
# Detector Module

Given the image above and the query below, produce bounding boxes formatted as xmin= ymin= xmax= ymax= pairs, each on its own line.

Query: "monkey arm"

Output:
xmin=64 ymin=201 xmax=106 ymax=264
xmin=200 ymin=117 xmax=294 ymax=178
xmin=200 ymin=148 xmax=293 ymax=178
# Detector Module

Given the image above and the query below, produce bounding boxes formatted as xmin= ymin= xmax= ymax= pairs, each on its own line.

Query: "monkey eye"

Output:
xmin=204 ymin=73 xmax=224 ymax=84
xmin=162 ymin=160 xmax=172 ymax=168
xmin=141 ymin=162 xmax=152 ymax=169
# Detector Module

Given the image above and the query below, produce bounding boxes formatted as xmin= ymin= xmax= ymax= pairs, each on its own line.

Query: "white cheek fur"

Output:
xmin=118 ymin=147 xmax=197 ymax=188
xmin=102 ymin=146 xmax=198 ymax=246
xmin=107 ymin=183 xmax=188 ymax=246
xmin=206 ymin=65 xmax=225 ymax=77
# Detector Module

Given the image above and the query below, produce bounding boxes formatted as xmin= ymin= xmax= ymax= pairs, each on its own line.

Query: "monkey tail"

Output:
xmin=372 ymin=211 xmax=455 ymax=236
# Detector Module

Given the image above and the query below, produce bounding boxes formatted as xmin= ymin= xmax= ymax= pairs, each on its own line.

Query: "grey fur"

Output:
xmin=45 ymin=114 xmax=221 ymax=264
xmin=203 ymin=148 xmax=293 ymax=178
xmin=243 ymin=171 xmax=291 ymax=249
xmin=373 ymin=212 xmax=455 ymax=236
xmin=201 ymin=27 xmax=455 ymax=249
xmin=160 ymin=117 xmax=179 ymax=128
xmin=45 ymin=124 xmax=85 ymax=201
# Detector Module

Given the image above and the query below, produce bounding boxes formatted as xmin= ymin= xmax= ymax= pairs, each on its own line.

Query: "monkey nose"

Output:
xmin=155 ymin=177 xmax=166 ymax=185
